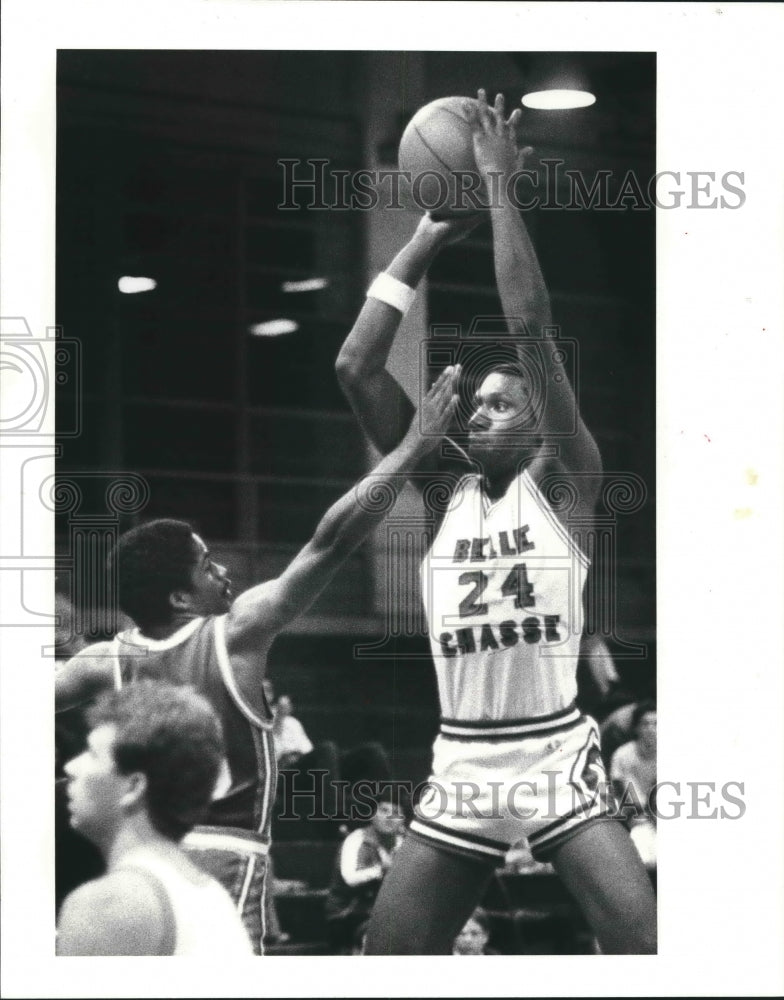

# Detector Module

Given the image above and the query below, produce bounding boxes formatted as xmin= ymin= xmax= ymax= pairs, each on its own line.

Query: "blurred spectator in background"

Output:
xmin=350 ymin=920 xmax=369 ymax=956
xmin=610 ymin=702 xmax=657 ymax=867
xmin=324 ymin=798 xmax=404 ymax=953
xmin=266 ymin=680 xmax=393 ymax=839
xmin=502 ymin=838 xmax=554 ymax=875
xmin=272 ymin=693 xmax=315 ymax=768
xmin=453 ymin=908 xmax=498 ymax=955
xmin=576 ymin=632 xmax=620 ymax=721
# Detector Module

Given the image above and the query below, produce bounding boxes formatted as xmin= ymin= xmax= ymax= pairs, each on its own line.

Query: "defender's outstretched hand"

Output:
xmin=406 ymin=364 xmax=461 ymax=450
xmin=463 ymin=89 xmax=532 ymax=179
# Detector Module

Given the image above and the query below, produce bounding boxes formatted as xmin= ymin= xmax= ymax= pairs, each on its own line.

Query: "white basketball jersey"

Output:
xmin=122 ymin=848 xmax=252 ymax=956
xmin=421 ymin=469 xmax=589 ymax=721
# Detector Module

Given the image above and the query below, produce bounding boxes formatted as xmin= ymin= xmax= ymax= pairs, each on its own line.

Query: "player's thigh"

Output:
xmin=364 ymin=835 xmax=494 ymax=955
xmin=549 ymin=819 xmax=657 ymax=953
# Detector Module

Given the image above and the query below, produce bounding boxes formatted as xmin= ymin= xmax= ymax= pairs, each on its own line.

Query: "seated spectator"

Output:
xmin=266 ymin=680 xmax=393 ymax=839
xmin=272 ymin=694 xmax=315 ymax=768
xmin=600 ymin=695 xmax=650 ymax=768
xmin=576 ymin=633 xmax=620 ymax=720
xmin=324 ymin=798 xmax=404 ymax=953
xmin=610 ymin=702 xmax=657 ymax=867
xmin=453 ymin=908 xmax=498 ymax=955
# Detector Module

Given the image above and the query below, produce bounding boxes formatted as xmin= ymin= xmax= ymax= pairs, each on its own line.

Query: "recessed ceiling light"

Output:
xmin=281 ymin=278 xmax=329 ymax=293
xmin=118 ymin=276 xmax=157 ymax=294
xmin=522 ymin=90 xmax=596 ymax=110
xmin=248 ymin=319 xmax=299 ymax=337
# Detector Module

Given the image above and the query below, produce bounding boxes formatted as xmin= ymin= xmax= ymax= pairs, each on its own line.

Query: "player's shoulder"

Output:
xmin=610 ymin=740 xmax=636 ymax=765
xmin=56 ymin=639 xmax=117 ymax=682
xmin=526 ymin=452 xmax=600 ymax=518
xmin=63 ymin=638 xmax=115 ymax=660
xmin=57 ymin=870 xmax=172 ymax=955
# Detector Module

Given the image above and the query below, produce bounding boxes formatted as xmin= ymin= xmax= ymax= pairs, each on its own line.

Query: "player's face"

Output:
xmin=467 ymin=372 xmax=539 ymax=466
xmin=187 ymin=534 xmax=233 ymax=615
xmin=453 ymin=917 xmax=489 ymax=955
xmin=372 ymin=801 xmax=404 ymax=836
xmin=637 ymin=711 xmax=657 ymax=750
xmin=64 ymin=724 xmax=129 ymax=847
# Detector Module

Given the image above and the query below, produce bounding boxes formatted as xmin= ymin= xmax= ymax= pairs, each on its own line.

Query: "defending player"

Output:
xmin=336 ymin=89 xmax=656 ymax=954
xmin=55 ymin=365 xmax=459 ymax=954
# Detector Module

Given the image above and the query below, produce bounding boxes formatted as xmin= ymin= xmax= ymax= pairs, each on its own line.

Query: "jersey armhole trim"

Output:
xmin=114 ymin=866 xmax=177 ymax=955
xmin=110 ymin=635 xmax=122 ymax=691
xmin=213 ymin=616 xmax=273 ymax=731
xmin=521 ymin=470 xmax=591 ymax=569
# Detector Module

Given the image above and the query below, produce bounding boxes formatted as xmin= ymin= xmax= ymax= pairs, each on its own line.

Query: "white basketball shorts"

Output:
xmin=410 ymin=705 xmax=618 ymax=863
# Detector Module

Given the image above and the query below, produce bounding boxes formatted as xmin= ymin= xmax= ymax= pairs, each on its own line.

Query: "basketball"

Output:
xmin=398 ymin=97 xmax=486 ymax=217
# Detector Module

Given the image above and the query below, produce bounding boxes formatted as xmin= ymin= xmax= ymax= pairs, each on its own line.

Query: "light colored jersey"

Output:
xmin=120 ymin=848 xmax=253 ymax=956
xmin=421 ymin=469 xmax=589 ymax=721
xmin=111 ymin=615 xmax=276 ymax=839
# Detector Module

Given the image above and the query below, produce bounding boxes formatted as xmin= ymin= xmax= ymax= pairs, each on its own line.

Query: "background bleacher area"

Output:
xmin=269 ymin=834 xmax=657 ymax=956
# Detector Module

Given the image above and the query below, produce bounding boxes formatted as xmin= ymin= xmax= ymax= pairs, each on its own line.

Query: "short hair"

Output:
xmin=632 ymin=700 xmax=657 ymax=731
xmin=109 ymin=519 xmax=196 ymax=631
xmin=87 ymin=681 xmax=224 ymax=841
xmin=487 ymin=361 xmax=527 ymax=382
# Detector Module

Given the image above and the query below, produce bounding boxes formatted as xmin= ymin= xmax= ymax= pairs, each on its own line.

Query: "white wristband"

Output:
xmin=366 ymin=272 xmax=417 ymax=315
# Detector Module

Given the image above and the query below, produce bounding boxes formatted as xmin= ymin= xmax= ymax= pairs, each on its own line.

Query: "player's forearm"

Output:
xmin=489 ymin=191 xmax=551 ymax=332
xmin=336 ymin=227 xmax=442 ymax=381
xmin=311 ymin=428 xmax=432 ymax=555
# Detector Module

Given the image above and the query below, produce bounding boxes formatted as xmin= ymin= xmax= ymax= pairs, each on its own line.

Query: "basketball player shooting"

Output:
xmin=336 ymin=89 xmax=657 ymax=954
xmin=54 ymin=365 xmax=459 ymax=954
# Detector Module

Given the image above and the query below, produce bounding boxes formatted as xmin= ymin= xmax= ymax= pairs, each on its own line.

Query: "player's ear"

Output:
xmin=121 ymin=771 xmax=148 ymax=811
xmin=169 ymin=588 xmax=192 ymax=614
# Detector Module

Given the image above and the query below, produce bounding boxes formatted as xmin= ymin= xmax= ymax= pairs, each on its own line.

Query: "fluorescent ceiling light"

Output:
xmin=281 ymin=278 xmax=329 ymax=293
xmin=248 ymin=319 xmax=299 ymax=337
xmin=118 ymin=276 xmax=157 ymax=294
xmin=522 ymin=90 xmax=596 ymax=110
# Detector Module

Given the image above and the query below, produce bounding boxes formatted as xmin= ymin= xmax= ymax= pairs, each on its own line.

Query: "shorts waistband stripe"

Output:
xmin=182 ymin=826 xmax=270 ymax=856
xmin=440 ymin=705 xmax=581 ymax=740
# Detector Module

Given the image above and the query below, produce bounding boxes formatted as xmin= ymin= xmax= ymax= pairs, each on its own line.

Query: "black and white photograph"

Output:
xmin=1 ymin=2 xmax=782 ymax=998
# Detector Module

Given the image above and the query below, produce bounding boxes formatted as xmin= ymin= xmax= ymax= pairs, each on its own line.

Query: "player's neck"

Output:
xmin=480 ymin=447 xmax=539 ymax=500
xmin=139 ymin=612 xmax=198 ymax=641
xmin=482 ymin=467 xmax=516 ymax=501
xmin=106 ymin=816 xmax=175 ymax=870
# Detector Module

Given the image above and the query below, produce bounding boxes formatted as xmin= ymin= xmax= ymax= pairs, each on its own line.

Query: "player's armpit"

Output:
xmin=56 ymin=872 xmax=172 ymax=956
